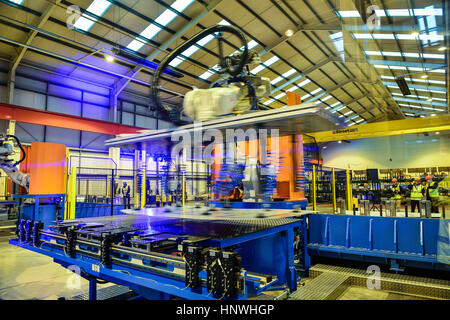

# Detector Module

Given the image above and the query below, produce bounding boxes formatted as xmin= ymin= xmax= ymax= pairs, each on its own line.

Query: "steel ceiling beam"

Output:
xmin=324 ymin=0 xmax=405 ymax=119
xmin=11 ymin=0 xmax=62 ymax=72
xmin=267 ymin=0 xmax=386 ymax=120
xmin=111 ymin=0 xmax=223 ymax=99
xmin=269 ymin=58 xmax=331 ymax=95
xmin=304 ymin=78 xmax=356 ymax=103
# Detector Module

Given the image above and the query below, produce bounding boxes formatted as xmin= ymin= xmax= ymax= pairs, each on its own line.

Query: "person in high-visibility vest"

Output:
xmin=390 ymin=178 xmax=402 ymax=210
xmin=115 ymin=182 xmax=122 ymax=205
xmin=408 ymin=177 xmax=425 ymax=213
xmin=425 ymin=175 xmax=439 ymax=213
xmin=121 ymin=182 xmax=131 ymax=209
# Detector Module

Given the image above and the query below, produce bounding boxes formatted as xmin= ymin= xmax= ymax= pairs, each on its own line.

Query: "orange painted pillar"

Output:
xmin=28 ymin=142 xmax=67 ymax=195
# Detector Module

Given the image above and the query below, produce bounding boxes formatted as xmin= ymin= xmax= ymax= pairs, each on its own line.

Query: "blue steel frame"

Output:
xmin=13 ymin=194 xmax=66 ymax=228
xmin=307 ymin=214 xmax=450 ymax=272
xmin=9 ymin=216 xmax=303 ymax=300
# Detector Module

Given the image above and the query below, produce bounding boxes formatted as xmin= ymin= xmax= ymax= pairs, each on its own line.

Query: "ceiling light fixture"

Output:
xmin=411 ymin=31 xmax=419 ymax=37
xmin=438 ymin=46 xmax=447 ymax=51
xmin=421 ymin=74 xmax=428 ymax=79
xmin=105 ymin=54 xmax=115 ymax=62
xmin=285 ymin=29 xmax=294 ymax=37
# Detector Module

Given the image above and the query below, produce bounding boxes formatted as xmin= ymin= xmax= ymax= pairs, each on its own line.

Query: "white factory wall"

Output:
xmin=321 ymin=131 xmax=450 ymax=170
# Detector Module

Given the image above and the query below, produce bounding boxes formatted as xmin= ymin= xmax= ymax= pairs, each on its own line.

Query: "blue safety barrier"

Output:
xmin=307 ymin=214 xmax=450 ymax=271
xmin=74 ymin=203 xmax=126 ymax=219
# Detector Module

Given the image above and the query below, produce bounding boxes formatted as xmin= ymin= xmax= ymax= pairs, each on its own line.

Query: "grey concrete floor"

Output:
xmin=0 ymin=241 xmax=112 ymax=300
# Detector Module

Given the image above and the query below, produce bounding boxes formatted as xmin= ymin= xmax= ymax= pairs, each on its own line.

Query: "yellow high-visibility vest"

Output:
xmin=390 ymin=185 xmax=402 ymax=200
xmin=427 ymin=182 xmax=439 ymax=198
xmin=411 ymin=184 xmax=424 ymax=200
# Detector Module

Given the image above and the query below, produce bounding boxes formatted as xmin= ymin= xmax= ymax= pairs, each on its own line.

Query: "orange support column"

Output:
xmin=211 ymin=144 xmax=223 ymax=200
xmin=270 ymin=135 xmax=305 ymax=201
xmin=28 ymin=142 xmax=67 ymax=195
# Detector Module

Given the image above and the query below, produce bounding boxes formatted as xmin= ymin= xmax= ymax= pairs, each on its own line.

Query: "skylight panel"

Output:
xmin=199 ymin=64 xmax=220 ymax=80
xmin=367 ymin=51 xmax=444 ymax=59
xmin=274 ymin=92 xmax=286 ymax=99
xmin=398 ymin=103 xmax=445 ymax=111
xmin=338 ymin=11 xmax=361 ymax=17
xmin=126 ymin=0 xmax=195 ymax=51
xmin=199 ymin=70 xmax=214 ymax=80
xmin=354 ymin=33 xmax=444 ymax=41
xmin=372 ymin=34 xmax=395 ymax=40
xmin=331 ymin=105 xmax=345 ymax=113
xmin=218 ymin=19 xmax=231 ymax=26
xmin=298 ymin=79 xmax=311 ymax=87
xmin=169 ymin=57 xmax=185 ymax=67
xmin=247 ymin=40 xmax=259 ymax=49
xmin=321 ymin=95 xmax=332 ymax=102
xmin=338 ymin=8 xmax=442 ymax=18
xmin=301 ymin=93 xmax=311 ymax=100
xmin=250 ymin=56 xmax=279 ymax=74
xmin=271 ymin=69 xmax=296 ymax=85
xmin=330 ymin=32 xmax=345 ymax=60
xmin=73 ymin=0 xmax=112 ymax=32
xmin=270 ymin=76 xmax=284 ymax=85
xmin=140 ymin=24 xmax=162 ymax=41
xmin=171 ymin=0 xmax=195 ymax=12
xmin=169 ymin=34 xmax=215 ymax=67
xmin=330 ymin=102 xmax=340 ymax=107
xmin=263 ymin=99 xmax=275 ymax=105
xmin=155 ymin=10 xmax=178 ymax=26
xmin=282 ymin=69 xmax=296 ymax=78
xmin=353 ymin=34 xmax=372 ymax=39
xmin=286 ymin=86 xmax=298 ymax=92
xmin=87 ymin=0 xmax=112 ymax=16
xmin=8 ymin=0 xmax=24 ymax=4
xmin=310 ymin=88 xmax=323 ymax=95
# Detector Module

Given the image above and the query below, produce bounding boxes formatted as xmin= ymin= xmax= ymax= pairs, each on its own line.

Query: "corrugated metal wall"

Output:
xmin=0 ymin=65 xmax=175 ymax=151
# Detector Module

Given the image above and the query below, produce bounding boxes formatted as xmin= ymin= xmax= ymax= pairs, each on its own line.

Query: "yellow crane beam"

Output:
xmin=307 ymin=115 xmax=450 ymax=143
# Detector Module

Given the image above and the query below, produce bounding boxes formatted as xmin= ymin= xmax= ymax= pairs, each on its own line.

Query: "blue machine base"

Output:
xmin=209 ymin=200 xmax=308 ymax=210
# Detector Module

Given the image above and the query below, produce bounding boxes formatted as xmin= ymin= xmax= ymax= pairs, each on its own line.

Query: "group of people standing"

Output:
xmin=389 ymin=175 xmax=443 ymax=213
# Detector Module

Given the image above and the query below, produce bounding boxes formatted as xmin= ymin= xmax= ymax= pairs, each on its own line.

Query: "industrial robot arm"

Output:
xmin=0 ymin=134 xmax=29 ymax=192
xmin=151 ymin=25 xmax=271 ymax=123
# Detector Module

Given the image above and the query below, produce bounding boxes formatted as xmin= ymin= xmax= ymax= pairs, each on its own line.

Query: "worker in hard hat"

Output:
xmin=425 ymin=175 xmax=439 ymax=213
xmin=408 ymin=177 xmax=425 ymax=213
xmin=122 ymin=181 xmax=131 ymax=209
xmin=390 ymin=178 xmax=402 ymax=210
